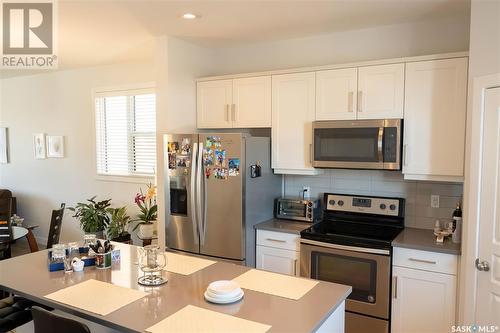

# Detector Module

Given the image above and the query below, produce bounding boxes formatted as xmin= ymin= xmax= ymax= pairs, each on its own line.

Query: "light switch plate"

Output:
xmin=431 ymin=195 xmax=440 ymax=208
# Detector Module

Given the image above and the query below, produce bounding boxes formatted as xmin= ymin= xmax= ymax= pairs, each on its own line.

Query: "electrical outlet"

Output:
xmin=431 ymin=195 xmax=440 ymax=208
xmin=302 ymin=186 xmax=311 ymax=199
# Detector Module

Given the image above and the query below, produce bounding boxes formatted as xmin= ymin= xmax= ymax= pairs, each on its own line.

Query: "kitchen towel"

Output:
xmin=232 ymin=269 xmax=319 ymax=300
xmin=145 ymin=305 xmax=271 ymax=333
xmin=44 ymin=279 xmax=147 ymax=316
xmin=164 ymin=252 xmax=216 ymax=275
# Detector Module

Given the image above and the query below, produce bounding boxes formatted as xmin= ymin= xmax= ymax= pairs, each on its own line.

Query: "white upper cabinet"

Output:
xmin=403 ymin=57 xmax=468 ymax=182
xmin=197 ymin=79 xmax=233 ymax=129
xmin=272 ymin=72 xmax=320 ymax=175
xmin=316 ymin=68 xmax=358 ymax=120
xmin=232 ymin=76 xmax=272 ymax=128
xmin=357 ymin=63 xmax=405 ymax=119
xmin=197 ymin=77 xmax=271 ymax=129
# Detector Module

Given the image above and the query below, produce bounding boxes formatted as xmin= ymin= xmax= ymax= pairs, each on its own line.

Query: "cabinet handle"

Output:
xmin=293 ymin=259 xmax=298 ymax=276
xmin=231 ymin=104 xmax=236 ymax=121
xmin=358 ymin=91 xmax=363 ymax=112
xmin=309 ymin=144 xmax=313 ymax=163
xmin=225 ymin=104 xmax=230 ymax=122
xmin=266 ymin=238 xmax=286 ymax=243
xmin=393 ymin=276 xmax=398 ymax=299
xmin=409 ymin=258 xmax=437 ymax=265
xmin=348 ymin=92 xmax=354 ymax=112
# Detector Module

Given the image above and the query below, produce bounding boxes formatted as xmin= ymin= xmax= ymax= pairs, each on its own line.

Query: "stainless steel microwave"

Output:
xmin=312 ymin=119 xmax=402 ymax=170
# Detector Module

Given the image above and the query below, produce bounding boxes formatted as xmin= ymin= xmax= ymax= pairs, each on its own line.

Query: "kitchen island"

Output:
xmin=0 ymin=243 xmax=351 ymax=333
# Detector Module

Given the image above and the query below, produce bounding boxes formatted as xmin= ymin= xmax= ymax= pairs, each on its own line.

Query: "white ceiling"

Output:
xmin=3 ymin=0 xmax=471 ymax=74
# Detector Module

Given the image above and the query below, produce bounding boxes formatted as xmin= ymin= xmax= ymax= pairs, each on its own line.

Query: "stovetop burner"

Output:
xmin=301 ymin=193 xmax=405 ymax=250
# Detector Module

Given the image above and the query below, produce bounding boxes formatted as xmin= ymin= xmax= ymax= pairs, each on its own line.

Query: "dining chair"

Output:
xmin=46 ymin=203 xmax=65 ymax=250
xmin=0 ymin=198 xmax=13 ymax=260
xmin=31 ymin=306 xmax=90 ymax=333
xmin=0 ymin=296 xmax=36 ymax=332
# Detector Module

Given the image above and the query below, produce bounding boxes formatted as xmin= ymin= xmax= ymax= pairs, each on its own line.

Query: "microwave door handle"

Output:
xmin=377 ymin=127 xmax=384 ymax=162
xmin=190 ymin=142 xmax=199 ymax=245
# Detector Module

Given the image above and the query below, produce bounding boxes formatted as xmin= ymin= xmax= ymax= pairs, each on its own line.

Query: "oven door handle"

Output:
xmin=300 ymin=238 xmax=390 ymax=255
xmin=377 ymin=126 xmax=384 ymax=163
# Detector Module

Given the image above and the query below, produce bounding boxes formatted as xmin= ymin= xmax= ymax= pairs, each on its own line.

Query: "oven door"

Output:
xmin=312 ymin=119 xmax=401 ymax=170
xmin=300 ymin=239 xmax=391 ymax=319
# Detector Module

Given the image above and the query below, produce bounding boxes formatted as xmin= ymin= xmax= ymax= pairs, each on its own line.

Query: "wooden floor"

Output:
xmin=10 ymin=238 xmax=37 ymax=257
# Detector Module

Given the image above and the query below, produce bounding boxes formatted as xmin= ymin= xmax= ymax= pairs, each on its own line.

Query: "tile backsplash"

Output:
xmin=284 ymin=170 xmax=463 ymax=230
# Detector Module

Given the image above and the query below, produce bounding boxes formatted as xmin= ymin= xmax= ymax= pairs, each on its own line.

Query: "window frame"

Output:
xmin=92 ymin=83 xmax=156 ymax=183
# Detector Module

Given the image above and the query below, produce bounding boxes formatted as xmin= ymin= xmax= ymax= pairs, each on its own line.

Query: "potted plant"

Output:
xmin=106 ymin=206 xmax=132 ymax=243
xmin=132 ymin=183 xmax=158 ymax=238
xmin=68 ymin=196 xmax=111 ymax=239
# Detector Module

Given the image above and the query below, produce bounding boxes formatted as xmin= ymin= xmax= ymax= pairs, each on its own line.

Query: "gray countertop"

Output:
xmin=0 ymin=242 xmax=351 ymax=333
xmin=254 ymin=218 xmax=312 ymax=234
xmin=392 ymin=227 xmax=461 ymax=255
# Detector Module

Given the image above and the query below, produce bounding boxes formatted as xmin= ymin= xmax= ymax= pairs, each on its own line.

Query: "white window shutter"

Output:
xmin=95 ymin=90 xmax=156 ymax=177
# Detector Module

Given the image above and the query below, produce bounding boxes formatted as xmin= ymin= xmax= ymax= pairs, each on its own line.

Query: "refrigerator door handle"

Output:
xmin=196 ymin=142 xmax=205 ymax=245
xmin=190 ymin=142 xmax=199 ymax=244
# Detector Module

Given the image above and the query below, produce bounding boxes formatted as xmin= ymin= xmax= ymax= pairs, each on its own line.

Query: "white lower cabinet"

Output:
xmin=256 ymin=245 xmax=299 ymax=276
xmin=392 ymin=248 xmax=457 ymax=333
xmin=256 ymin=229 xmax=300 ymax=276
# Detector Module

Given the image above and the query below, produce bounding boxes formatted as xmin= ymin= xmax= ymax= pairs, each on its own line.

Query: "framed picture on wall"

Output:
xmin=0 ymin=128 xmax=8 ymax=164
xmin=33 ymin=133 xmax=46 ymax=159
xmin=46 ymin=135 xmax=65 ymax=158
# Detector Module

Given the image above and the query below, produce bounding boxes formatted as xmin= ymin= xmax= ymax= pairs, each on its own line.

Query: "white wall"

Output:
xmin=0 ymin=61 xmax=156 ymax=244
xmin=468 ymin=0 xmax=500 ymax=78
xmin=155 ymin=36 xmax=217 ymax=248
xmin=212 ymin=17 xmax=469 ymax=74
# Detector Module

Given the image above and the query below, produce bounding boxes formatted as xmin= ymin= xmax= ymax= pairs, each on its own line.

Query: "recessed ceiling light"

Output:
xmin=182 ymin=13 xmax=198 ymax=20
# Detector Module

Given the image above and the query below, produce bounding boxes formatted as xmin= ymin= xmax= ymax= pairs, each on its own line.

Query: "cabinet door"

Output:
xmin=256 ymin=245 xmax=299 ymax=276
xmin=232 ymin=76 xmax=271 ymax=128
xmin=197 ymin=80 xmax=233 ymax=128
xmin=316 ymin=68 xmax=358 ymax=120
xmin=272 ymin=72 xmax=319 ymax=175
xmin=403 ymin=58 xmax=468 ymax=182
xmin=358 ymin=63 xmax=404 ymax=119
xmin=392 ymin=266 xmax=456 ymax=333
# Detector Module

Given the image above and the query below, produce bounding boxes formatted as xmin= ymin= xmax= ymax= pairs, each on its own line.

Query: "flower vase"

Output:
xmin=139 ymin=223 xmax=154 ymax=239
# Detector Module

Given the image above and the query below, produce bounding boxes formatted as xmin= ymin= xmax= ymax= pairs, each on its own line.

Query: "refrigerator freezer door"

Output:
xmin=199 ymin=133 xmax=244 ymax=260
xmin=164 ymin=134 xmax=199 ymax=253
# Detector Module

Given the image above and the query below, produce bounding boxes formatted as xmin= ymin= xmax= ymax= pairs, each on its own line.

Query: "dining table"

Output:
xmin=0 ymin=242 xmax=351 ymax=333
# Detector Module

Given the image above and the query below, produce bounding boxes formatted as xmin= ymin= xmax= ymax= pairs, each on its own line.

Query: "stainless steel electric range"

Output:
xmin=300 ymin=193 xmax=405 ymax=333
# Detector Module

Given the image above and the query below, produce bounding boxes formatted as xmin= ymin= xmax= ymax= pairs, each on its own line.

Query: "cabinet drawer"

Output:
xmin=256 ymin=230 xmax=300 ymax=251
xmin=393 ymin=247 xmax=457 ymax=275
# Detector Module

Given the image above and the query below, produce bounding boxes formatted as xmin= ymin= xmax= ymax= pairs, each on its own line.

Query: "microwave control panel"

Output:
xmin=325 ymin=194 xmax=402 ymax=217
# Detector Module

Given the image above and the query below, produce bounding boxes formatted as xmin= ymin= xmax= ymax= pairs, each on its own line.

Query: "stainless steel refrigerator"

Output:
xmin=164 ymin=133 xmax=281 ymax=266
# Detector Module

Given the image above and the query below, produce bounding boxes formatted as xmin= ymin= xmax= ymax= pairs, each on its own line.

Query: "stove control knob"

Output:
xmin=307 ymin=214 xmax=312 ymax=218
xmin=307 ymin=202 xmax=313 ymax=207
xmin=390 ymin=204 xmax=397 ymax=211
xmin=329 ymin=200 xmax=335 ymax=206
xmin=380 ymin=203 xmax=386 ymax=210
xmin=338 ymin=200 xmax=344 ymax=206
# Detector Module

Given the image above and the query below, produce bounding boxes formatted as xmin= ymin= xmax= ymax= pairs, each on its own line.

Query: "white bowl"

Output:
xmin=207 ymin=280 xmax=241 ymax=295
xmin=204 ymin=290 xmax=244 ymax=304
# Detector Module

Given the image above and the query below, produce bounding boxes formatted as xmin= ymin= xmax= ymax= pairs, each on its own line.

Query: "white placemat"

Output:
xmin=164 ymin=252 xmax=216 ymax=275
xmin=145 ymin=305 xmax=271 ymax=333
xmin=232 ymin=269 xmax=319 ymax=300
xmin=44 ymin=279 xmax=147 ymax=316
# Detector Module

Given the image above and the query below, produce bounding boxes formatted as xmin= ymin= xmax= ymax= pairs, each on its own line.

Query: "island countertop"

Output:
xmin=0 ymin=243 xmax=351 ymax=332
